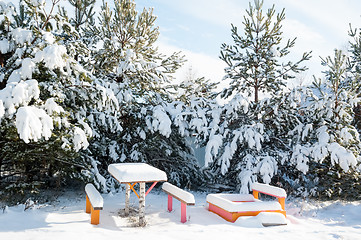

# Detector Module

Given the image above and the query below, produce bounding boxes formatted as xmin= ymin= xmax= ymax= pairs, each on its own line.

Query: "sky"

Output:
xmin=134 ymin=0 xmax=361 ymax=88
xmin=7 ymin=0 xmax=361 ymax=88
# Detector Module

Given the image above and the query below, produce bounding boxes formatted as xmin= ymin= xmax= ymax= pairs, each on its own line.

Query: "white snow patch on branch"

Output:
xmin=0 ymin=100 xmax=4 ymax=120
xmin=205 ymin=134 xmax=223 ymax=167
xmin=15 ymin=106 xmax=53 ymax=143
xmin=328 ymin=142 xmax=357 ymax=172
xmin=11 ymin=28 xmax=33 ymax=45
xmin=34 ymin=45 xmax=67 ymax=70
xmin=0 ymin=39 xmax=10 ymax=53
xmin=152 ymin=105 xmax=172 ymax=137
xmin=73 ymin=127 xmax=89 ymax=151
xmin=0 ymin=80 xmax=40 ymax=116
xmin=44 ymin=98 xmax=64 ymax=115
xmin=20 ymin=58 xmax=35 ymax=80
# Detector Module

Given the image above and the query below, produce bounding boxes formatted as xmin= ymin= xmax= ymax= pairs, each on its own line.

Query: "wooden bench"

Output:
xmin=251 ymin=182 xmax=287 ymax=213
xmin=162 ymin=182 xmax=195 ymax=223
xmin=85 ymin=183 xmax=104 ymax=225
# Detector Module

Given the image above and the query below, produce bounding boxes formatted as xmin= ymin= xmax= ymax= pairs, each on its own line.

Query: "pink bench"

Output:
xmin=162 ymin=183 xmax=195 ymax=223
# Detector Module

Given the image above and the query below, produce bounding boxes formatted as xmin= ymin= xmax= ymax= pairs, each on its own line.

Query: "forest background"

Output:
xmin=1 ymin=0 xmax=361 ymax=203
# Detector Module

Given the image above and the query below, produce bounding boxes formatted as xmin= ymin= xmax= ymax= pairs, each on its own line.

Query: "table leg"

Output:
xmin=139 ymin=182 xmax=145 ymax=226
xmin=125 ymin=183 xmax=130 ymax=216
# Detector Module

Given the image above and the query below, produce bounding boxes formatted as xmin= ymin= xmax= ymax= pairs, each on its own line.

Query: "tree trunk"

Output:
xmin=254 ymin=85 xmax=259 ymax=103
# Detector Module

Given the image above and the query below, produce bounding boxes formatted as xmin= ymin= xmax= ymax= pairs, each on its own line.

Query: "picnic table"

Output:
xmin=108 ymin=163 xmax=167 ymax=226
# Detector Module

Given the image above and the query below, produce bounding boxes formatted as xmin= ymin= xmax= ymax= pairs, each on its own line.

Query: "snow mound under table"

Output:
xmin=256 ymin=212 xmax=287 ymax=227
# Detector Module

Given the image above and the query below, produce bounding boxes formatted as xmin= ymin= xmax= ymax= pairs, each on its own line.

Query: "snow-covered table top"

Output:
xmin=108 ymin=163 xmax=168 ymax=183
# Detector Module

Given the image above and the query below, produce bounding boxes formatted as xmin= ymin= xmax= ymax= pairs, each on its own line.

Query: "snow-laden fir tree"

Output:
xmin=0 ymin=0 xmax=117 ymax=193
xmin=78 ymin=0 xmax=204 ymax=190
xmin=197 ymin=0 xmax=311 ymax=193
xmin=348 ymin=25 xmax=361 ymax=131
xmin=286 ymin=50 xmax=361 ymax=199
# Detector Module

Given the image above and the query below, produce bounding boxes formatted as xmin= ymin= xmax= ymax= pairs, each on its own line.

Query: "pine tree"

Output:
xmin=220 ymin=0 xmax=311 ymax=102
xmin=169 ymin=66 xmax=218 ymax=105
xmin=192 ymin=0 xmax=311 ymax=193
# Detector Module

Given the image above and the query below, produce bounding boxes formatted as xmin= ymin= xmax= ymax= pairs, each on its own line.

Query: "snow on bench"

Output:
xmin=85 ymin=183 xmax=104 ymax=225
xmin=251 ymin=182 xmax=286 ymax=211
xmin=162 ymin=182 xmax=195 ymax=223
xmin=251 ymin=182 xmax=287 ymax=198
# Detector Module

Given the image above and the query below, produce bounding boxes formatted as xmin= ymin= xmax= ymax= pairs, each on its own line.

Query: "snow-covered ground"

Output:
xmin=1 ymin=189 xmax=360 ymax=240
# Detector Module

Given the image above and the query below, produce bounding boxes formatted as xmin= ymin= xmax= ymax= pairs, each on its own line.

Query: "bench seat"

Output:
xmin=85 ymin=183 xmax=103 ymax=225
xmin=162 ymin=182 xmax=195 ymax=223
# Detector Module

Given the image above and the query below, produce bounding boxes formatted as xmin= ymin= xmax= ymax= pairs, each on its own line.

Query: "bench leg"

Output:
xmin=91 ymin=207 xmax=100 ymax=225
xmin=86 ymin=195 xmax=91 ymax=214
xmin=168 ymin=195 xmax=173 ymax=212
xmin=181 ymin=202 xmax=187 ymax=223
xmin=253 ymin=190 xmax=259 ymax=199
xmin=278 ymin=197 xmax=286 ymax=211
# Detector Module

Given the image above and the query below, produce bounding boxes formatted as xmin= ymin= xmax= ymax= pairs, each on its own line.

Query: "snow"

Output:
xmin=0 ymin=100 xmax=4 ymax=120
xmin=251 ymin=182 xmax=287 ymax=198
xmin=1 ymin=191 xmax=360 ymax=240
xmin=85 ymin=184 xmax=104 ymax=208
xmin=20 ymin=58 xmax=35 ymax=80
xmin=11 ymin=28 xmax=33 ymax=45
xmin=73 ymin=127 xmax=89 ymax=152
xmin=162 ymin=182 xmax=195 ymax=204
xmin=15 ymin=106 xmax=53 ymax=143
xmin=204 ymin=134 xmax=223 ymax=167
xmin=44 ymin=98 xmax=64 ymax=115
xmin=0 ymin=80 xmax=40 ymax=116
xmin=151 ymin=105 xmax=172 ymax=138
xmin=257 ymin=212 xmax=287 ymax=226
xmin=108 ymin=163 xmax=168 ymax=183
xmin=34 ymin=45 xmax=67 ymax=70
xmin=8 ymin=70 xmax=21 ymax=83
xmin=328 ymin=142 xmax=357 ymax=172
xmin=206 ymin=193 xmax=282 ymax=212
xmin=0 ymin=39 xmax=10 ymax=53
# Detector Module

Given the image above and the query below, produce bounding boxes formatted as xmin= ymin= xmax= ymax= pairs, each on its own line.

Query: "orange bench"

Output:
xmin=85 ymin=183 xmax=104 ymax=225
xmin=207 ymin=183 xmax=286 ymax=222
